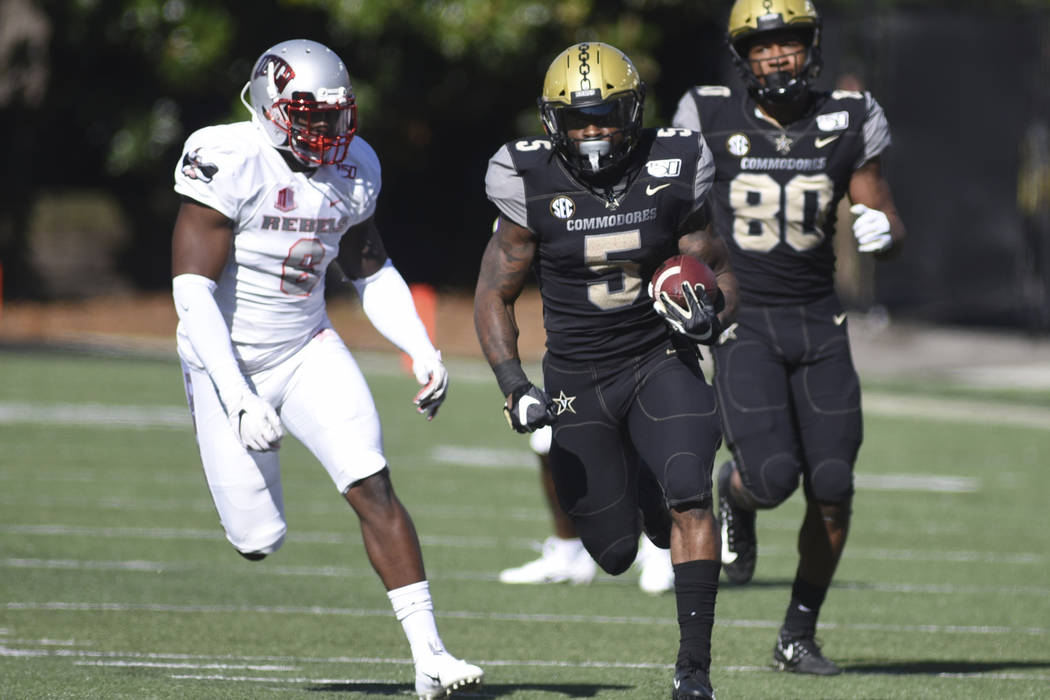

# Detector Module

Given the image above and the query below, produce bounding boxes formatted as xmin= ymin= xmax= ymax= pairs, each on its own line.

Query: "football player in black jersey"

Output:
xmin=475 ymin=42 xmax=739 ymax=700
xmin=672 ymin=0 xmax=907 ymax=676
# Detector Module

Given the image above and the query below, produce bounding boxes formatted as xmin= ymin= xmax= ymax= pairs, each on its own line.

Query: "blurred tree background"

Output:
xmin=2 ymin=0 xmax=1050 ymax=329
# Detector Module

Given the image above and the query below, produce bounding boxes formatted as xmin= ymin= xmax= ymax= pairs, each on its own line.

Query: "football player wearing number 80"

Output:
xmin=171 ymin=39 xmax=481 ymax=700
xmin=672 ymin=0 xmax=906 ymax=676
xmin=475 ymin=41 xmax=739 ymax=700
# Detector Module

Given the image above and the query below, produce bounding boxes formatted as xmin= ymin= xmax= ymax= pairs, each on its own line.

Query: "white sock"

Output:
xmin=549 ymin=536 xmax=585 ymax=555
xmin=387 ymin=580 xmax=445 ymax=664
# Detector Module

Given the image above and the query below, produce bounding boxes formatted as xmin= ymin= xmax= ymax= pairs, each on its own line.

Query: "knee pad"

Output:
xmin=226 ymin=525 xmax=286 ymax=559
xmin=807 ymin=458 xmax=854 ymax=504
xmin=592 ymin=534 xmax=638 ymax=576
xmin=745 ymin=452 xmax=802 ymax=507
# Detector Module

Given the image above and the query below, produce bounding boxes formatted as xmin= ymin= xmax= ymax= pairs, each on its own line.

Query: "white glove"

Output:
xmin=850 ymin=203 xmax=893 ymax=253
xmin=412 ymin=351 xmax=449 ymax=421
xmin=226 ymin=390 xmax=283 ymax=452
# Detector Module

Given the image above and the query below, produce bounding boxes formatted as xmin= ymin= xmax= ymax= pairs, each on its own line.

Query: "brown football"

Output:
xmin=650 ymin=255 xmax=720 ymax=307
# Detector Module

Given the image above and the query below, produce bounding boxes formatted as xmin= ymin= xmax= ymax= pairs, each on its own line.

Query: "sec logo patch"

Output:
xmin=550 ymin=195 xmax=575 ymax=219
xmin=726 ymin=133 xmax=750 ymax=156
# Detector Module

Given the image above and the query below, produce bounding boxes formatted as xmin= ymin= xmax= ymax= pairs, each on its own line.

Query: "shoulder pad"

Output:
xmin=696 ymin=85 xmax=732 ymax=98
xmin=653 ymin=127 xmax=696 ymax=139
xmin=830 ymin=89 xmax=865 ymax=101
xmin=512 ymin=138 xmax=553 ymax=153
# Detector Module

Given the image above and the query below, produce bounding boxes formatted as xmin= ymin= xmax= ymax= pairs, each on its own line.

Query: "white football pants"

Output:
xmin=181 ymin=327 xmax=386 ymax=555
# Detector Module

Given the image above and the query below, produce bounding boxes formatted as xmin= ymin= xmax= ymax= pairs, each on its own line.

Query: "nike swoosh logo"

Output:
xmin=646 ymin=183 xmax=671 ymax=196
xmin=815 ymin=135 xmax=839 ymax=148
xmin=518 ymin=395 xmax=540 ymax=424
xmin=834 ymin=312 xmax=847 ymax=326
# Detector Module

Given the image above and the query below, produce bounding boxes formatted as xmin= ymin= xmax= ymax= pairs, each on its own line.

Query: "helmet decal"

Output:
xmin=572 ymin=44 xmax=596 ymax=99
xmin=254 ymin=54 xmax=295 ymax=96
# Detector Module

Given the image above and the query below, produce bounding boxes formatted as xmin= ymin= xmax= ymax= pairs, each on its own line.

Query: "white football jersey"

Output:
xmin=173 ymin=121 xmax=381 ymax=373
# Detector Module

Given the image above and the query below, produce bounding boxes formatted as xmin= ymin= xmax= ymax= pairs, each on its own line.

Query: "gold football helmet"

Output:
xmin=538 ymin=42 xmax=645 ymax=175
xmin=726 ymin=0 xmax=822 ymax=103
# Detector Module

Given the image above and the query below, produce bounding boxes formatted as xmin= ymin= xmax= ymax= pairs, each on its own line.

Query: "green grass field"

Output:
xmin=2 ymin=345 xmax=1049 ymax=699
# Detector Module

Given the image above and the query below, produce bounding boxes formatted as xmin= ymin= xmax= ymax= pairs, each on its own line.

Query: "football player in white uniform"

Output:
xmin=171 ymin=39 xmax=481 ymax=700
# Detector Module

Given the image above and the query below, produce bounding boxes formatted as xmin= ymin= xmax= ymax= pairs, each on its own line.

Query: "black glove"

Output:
xmin=653 ymin=282 xmax=722 ymax=345
xmin=503 ymin=383 xmax=557 ymax=434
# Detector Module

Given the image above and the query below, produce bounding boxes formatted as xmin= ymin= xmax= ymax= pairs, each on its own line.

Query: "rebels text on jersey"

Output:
xmin=485 ymin=128 xmax=714 ymax=360
xmin=173 ymin=121 xmax=380 ymax=373
xmin=673 ymin=85 xmax=892 ymax=306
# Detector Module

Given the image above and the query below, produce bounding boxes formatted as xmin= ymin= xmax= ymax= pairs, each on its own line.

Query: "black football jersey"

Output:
xmin=673 ymin=86 xmax=891 ymax=306
xmin=485 ymin=128 xmax=712 ymax=360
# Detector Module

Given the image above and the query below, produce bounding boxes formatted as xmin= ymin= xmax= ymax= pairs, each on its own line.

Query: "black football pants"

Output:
xmin=712 ymin=294 xmax=862 ymax=507
xmin=542 ymin=339 xmax=721 ymax=575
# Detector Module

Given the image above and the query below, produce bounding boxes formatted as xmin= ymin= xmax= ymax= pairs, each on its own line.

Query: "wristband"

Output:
xmin=493 ymin=358 xmax=529 ymax=397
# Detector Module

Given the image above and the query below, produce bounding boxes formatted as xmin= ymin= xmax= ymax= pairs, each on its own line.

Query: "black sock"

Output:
xmin=782 ymin=576 xmax=828 ymax=639
xmin=673 ymin=559 xmax=720 ymax=671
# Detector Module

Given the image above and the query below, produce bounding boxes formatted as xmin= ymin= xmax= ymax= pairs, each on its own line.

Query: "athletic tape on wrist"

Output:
xmin=493 ymin=359 xmax=529 ymax=397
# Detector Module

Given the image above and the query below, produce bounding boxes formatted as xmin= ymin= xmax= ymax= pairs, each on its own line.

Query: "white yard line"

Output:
xmin=0 ymin=525 xmax=1044 ymax=565
xmin=0 ymin=402 xmax=189 ymax=428
xmin=3 ymin=601 xmax=1046 ymax=637
xmin=3 ymin=638 xmax=1047 ymax=686
xmin=862 ymin=392 xmax=1050 ymax=430
xmin=4 ymin=558 xmax=1050 ymax=598
xmin=2 ymin=391 xmax=1050 ymax=431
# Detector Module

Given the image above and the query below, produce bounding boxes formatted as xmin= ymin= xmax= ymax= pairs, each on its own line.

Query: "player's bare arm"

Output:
xmin=171 ymin=198 xmax=233 ymax=280
xmin=336 ymin=216 xmax=389 ymax=279
xmin=474 ymin=215 xmax=554 ymax=433
xmin=849 ymin=157 xmax=907 ymax=258
xmin=679 ymin=225 xmax=739 ymax=325
xmin=473 ymin=215 xmax=536 ymax=370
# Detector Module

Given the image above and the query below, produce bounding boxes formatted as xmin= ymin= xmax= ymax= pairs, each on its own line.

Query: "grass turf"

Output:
xmin=1 ymin=346 xmax=1048 ymax=699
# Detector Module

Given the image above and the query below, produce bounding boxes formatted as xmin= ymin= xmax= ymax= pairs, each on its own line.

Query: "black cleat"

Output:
xmin=671 ymin=666 xmax=715 ymax=699
xmin=717 ymin=461 xmax=756 ymax=584
xmin=773 ymin=629 xmax=842 ymax=676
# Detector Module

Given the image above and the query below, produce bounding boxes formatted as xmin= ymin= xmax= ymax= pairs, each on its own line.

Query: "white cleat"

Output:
xmin=499 ymin=536 xmax=597 ymax=585
xmin=637 ymin=537 xmax=675 ymax=595
xmin=415 ymin=652 xmax=484 ymax=699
